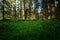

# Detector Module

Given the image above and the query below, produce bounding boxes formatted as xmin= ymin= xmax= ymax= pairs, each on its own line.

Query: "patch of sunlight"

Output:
xmin=48 ymin=16 xmax=51 ymax=19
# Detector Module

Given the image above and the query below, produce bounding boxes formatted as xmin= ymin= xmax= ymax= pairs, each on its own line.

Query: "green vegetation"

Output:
xmin=0 ymin=19 xmax=60 ymax=40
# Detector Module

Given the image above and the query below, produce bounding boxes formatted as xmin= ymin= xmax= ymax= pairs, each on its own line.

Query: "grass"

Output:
xmin=0 ymin=19 xmax=60 ymax=40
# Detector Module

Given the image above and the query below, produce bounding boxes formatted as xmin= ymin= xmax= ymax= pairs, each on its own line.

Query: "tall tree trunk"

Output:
xmin=47 ymin=0 xmax=53 ymax=19
xmin=15 ymin=8 xmax=16 ymax=18
xmin=24 ymin=0 xmax=28 ymax=20
xmin=20 ymin=0 xmax=22 ymax=19
xmin=2 ymin=0 xmax=5 ymax=20
xmin=14 ymin=0 xmax=16 ymax=18
xmin=47 ymin=3 xmax=51 ymax=19
xmin=35 ymin=0 xmax=39 ymax=19
xmin=28 ymin=0 xmax=31 ymax=20
xmin=48 ymin=0 xmax=55 ymax=19
xmin=24 ymin=0 xmax=26 ymax=20
xmin=51 ymin=2 xmax=55 ymax=18
xmin=57 ymin=0 xmax=60 ymax=18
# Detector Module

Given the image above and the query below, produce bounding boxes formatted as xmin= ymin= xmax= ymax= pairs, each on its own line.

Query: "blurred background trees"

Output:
xmin=0 ymin=0 xmax=60 ymax=20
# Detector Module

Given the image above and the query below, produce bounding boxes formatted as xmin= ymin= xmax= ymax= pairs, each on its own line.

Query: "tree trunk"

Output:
xmin=24 ymin=0 xmax=26 ymax=20
xmin=15 ymin=8 xmax=16 ymax=18
xmin=28 ymin=0 xmax=31 ymax=20
xmin=35 ymin=0 xmax=39 ymax=19
xmin=2 ymin=0 xmax=5 ymax=20
xmin=14 ymin=0 xmax=16 ymax=18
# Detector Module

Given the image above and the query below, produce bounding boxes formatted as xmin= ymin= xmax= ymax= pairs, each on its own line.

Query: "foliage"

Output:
xmin=0 ymin=19 xmax=60 ymax=40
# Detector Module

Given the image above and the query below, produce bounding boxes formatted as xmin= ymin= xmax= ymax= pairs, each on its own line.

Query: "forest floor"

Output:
xmin=0 ymin=19 xmax=60 ymax=40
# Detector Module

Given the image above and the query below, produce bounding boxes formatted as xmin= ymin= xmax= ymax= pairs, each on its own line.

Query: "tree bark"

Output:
xmin=2 ymin=0 xmax=5 ymax=20
xmin=35 ymin=0 xmax=39 ymax=19
xmin=24 ymin=0 xmax=26 ymax=20
xmin=28 ymin=0 xmax=31 ymax=20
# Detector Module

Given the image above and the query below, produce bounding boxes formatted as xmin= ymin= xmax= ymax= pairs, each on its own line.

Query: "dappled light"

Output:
xmin=0 ymin=0 xmax=59 ymax=20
